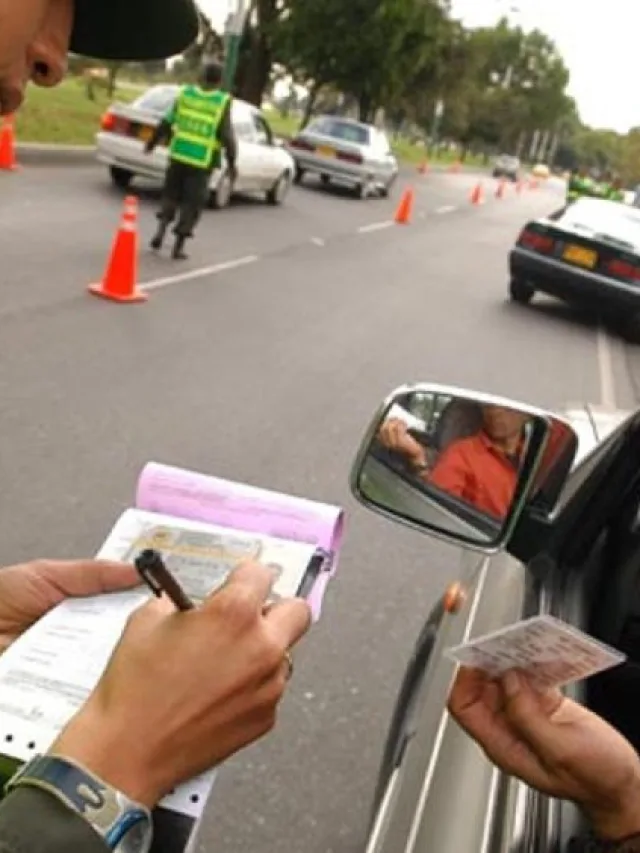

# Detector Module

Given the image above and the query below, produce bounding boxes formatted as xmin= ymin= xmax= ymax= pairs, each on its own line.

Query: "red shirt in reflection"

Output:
xmin=427 ymin=431 xmax=522 ymax=519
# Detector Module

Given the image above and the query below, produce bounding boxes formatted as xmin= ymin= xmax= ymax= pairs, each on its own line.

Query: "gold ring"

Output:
xmin=284 ymin=651 xmax=294 ymax=681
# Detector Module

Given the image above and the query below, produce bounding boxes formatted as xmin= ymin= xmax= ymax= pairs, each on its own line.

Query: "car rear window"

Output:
xmin=133 ymin=87 xmax=179 ymax=114
xmin=558 ymin=199 xmax=640 ymax=250
xmin=307 ymin=118 xmax=370 ymax=146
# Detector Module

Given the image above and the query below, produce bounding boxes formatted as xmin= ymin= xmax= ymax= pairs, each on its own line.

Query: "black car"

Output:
xmin=509 ymin=197 xmax=640 ymax=339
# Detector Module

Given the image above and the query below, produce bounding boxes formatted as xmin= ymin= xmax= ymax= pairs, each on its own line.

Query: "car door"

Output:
xmin=376 ymin=130 xmax=397 ymax=184
xmin=249 ymin=110 xmax=279 ymax=189
xmin=230 ymin=105 xmax=261 ymax=194
xmin=361 ymin=395 xmax=639 ymax=853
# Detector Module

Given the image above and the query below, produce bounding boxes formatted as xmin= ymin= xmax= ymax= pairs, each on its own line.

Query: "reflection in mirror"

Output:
xmin=359 ymin=391 xmax=535 ymax=545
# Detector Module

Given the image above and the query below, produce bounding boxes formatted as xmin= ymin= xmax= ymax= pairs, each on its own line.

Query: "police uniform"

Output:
xmin=147 ymin=79 xmax=237 ymax=259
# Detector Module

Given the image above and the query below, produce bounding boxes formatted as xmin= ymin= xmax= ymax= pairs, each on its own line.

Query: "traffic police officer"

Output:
xmin=567 ymin=166 xmax=595 ymax=204
xmin=145 ymin=62 xmax=238 ymax=260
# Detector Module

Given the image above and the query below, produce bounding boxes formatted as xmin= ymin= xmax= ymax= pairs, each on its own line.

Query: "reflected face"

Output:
xmin=0 ymin=0 xmax=73 ymax=115
xmin=482 ymin=406 xmax=527 ymax=441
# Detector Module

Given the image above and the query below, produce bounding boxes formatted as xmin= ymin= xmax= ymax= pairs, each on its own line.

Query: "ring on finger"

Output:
xmin=283 ymin=650 xmax=294 ymax=681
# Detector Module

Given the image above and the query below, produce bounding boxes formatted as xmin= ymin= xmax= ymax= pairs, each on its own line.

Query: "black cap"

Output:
xmin=70 ymin=0 xmax=200 ymax=61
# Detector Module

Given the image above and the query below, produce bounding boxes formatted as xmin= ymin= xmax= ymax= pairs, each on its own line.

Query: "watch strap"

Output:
xmin=5 ymin=754 xmax=152 ymax=851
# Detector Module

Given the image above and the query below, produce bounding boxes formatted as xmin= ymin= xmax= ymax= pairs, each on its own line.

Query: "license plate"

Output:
xmin=138 ymin=126 xmax=154 ymax=142
xmin=316 ymin=145 xmax=334 ymax=157
xmin=563 ymin=244 xmax=597 ymax=269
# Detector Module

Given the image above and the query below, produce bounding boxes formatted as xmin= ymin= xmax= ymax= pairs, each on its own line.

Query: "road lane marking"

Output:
xmin=310 ymin=237 xmax=325 ymax=246
xmin=357 ymin=220 xmax=393 ymax=234
xmin=436 ymin=205 xmax=456 ymax=214
xmin=596 ymin=325 xmax=617 ymax=410
xmin=140 ymin=255 xmax=259 ymax=292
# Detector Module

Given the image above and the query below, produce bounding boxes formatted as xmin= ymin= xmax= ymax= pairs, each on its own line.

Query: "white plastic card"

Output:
xmin=446 ymin=615 xmax=626 ymax=689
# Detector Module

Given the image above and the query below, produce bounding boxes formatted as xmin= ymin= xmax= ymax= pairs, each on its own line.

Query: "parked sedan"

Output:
xmin=95 ymin=85 xmax=295 ymax=208
xmin=349 ymin=380 xmax=633 ymax=853
xmin=509 ymin=197 xmax=640 ymax=339
xmin=287 ymin=115 xmax=399 ymax=199
xmin=492 ymin=153 xmax=521 ymax=181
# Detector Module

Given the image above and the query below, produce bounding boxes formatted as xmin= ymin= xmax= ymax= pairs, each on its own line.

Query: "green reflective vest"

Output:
xmin=167 ymin=85 xmax=230 ymax=170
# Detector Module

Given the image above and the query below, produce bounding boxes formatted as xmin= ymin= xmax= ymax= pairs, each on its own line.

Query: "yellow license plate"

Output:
xmin=316 ymin=145 xmax=335 ymax=157
xmin=138 ymin=126 xmax=154 ymax=142
xmin=563 ymin=244 xmax=597 ymax=268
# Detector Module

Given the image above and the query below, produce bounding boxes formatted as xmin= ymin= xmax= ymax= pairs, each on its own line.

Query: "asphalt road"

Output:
xmin=1 ymin=163 xmax=638 ymax=853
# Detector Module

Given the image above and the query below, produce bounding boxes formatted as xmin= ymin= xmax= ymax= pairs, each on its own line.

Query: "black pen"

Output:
xmin=134 ymin=548 xmax=194 ymax=611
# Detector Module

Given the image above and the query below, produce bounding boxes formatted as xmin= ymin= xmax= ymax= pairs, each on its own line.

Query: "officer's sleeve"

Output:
xmin=0 ymin=787 xmax=107 ymax=853
xmin=218 ymin=100 xmax=238 ymax=168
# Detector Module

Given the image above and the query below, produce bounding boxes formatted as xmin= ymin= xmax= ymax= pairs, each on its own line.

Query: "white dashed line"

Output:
xmin=357 ymin=220 xmax=394 ymax=234
xmin=596 ymin=325 xmax=617 ymax=410
xmin=436 ymin=205 xmax=456 ymax=214
xmin=140 ymin=255 xmax=259 ymax=292
xmin=310 ymin=237 xmax=325 ymax=247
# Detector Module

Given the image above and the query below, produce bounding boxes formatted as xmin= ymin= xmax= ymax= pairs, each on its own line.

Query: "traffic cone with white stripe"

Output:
xmin=88 ymin=196 xmax=147 ymax=303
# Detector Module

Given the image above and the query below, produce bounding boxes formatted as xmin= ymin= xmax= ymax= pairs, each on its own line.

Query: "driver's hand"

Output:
xmin=448 ymin=667 xmax=640 ymax=840
xmin=378 ymin=418 xmax=427 ymax=469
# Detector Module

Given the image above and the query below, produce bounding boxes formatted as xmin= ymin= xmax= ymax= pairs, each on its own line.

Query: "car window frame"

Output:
xmin=250 ymin=111 xmax=274 ymax=147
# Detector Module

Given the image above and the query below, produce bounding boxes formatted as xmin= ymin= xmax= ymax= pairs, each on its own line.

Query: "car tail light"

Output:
xmin=290 ymin=138 xmax=314 ymax=151
xmin=337 ymin=150 xmax=363 ymax=165
xmin=605 ymin=258 xmax=640 ymax=281
xmin=518 ymin=228 xmax=555 ymax=254
xmin=101 ymin=112 xmax=130 ymax=135
xmin=100 ymin=111 xmax=116 ymax=131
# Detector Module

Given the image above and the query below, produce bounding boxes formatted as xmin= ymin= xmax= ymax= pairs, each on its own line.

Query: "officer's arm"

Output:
xmin=145 ymin=99 xmax=177 ymax=152
xmin=217 ymin=100 xmax=238 ymax=170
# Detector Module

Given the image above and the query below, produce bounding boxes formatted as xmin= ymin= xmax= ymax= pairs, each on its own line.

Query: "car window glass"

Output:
xmin=307 ymin=117 xmax=370 ymax=146
xmin=251 ymin=113 xmax=273 ymax=145
xmin=559 ymin=199 xmax=640 ymax=249
xmin=233 ymin=119 xmax=256 ymax=142
xmin=133 ymin=87 xmax=179 ymax=114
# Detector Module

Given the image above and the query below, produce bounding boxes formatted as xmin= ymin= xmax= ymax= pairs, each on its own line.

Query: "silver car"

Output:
xmin=350 ymin=381 xmax=633 ymax=853
xmin=95 ymin=85 xmax=295 ymax=209
xmin=288 ymin=115 xmax=399 ymax=199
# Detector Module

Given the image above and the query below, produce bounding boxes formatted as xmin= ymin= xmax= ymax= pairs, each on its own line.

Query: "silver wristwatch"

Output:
xmin=5 ymin=754 xmax=153 ymax=852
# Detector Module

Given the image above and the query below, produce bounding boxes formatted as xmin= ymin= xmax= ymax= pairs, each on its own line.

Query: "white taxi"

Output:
xmin=95 ymin=84 xmax=295 ymax=208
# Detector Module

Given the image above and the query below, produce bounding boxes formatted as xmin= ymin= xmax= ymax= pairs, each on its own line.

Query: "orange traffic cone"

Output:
xmin=394 ymin=188 xmax=414 ymax=224
xmin=417 ymin=159 xmax=429 ymax=175
xmin=470 ymin=182 xmax=484 ymax=205
xmin=0 ymin=115 xmax=18 ymax=171
xmin=448 ymin=160 xmax=461 ymax=174
xmin=496 ymin=178 xmax=506 ymax=199
xmin=88 ymin=196 xmax=147 ymax=303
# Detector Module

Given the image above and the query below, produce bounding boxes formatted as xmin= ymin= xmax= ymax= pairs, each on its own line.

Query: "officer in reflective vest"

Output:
xmin=145 ymin=62 xmax=237 ymax=259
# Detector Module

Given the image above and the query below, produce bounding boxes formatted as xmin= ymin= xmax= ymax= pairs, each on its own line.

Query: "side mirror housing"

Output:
xmin=350 ymin=383 xmax=578 ymax=553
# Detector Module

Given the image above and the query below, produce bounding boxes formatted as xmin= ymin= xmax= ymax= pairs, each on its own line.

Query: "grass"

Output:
xmin=15 ymin=79 xmax=483 ymax=167
xmin=14 ymin=77 xmax=138 ymax=145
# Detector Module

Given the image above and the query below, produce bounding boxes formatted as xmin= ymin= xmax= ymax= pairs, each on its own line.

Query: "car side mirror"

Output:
xmin=350 ymin=383 xmax=578 ymax=553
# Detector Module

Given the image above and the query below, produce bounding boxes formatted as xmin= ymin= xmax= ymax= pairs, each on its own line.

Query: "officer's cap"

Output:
xmin=71 ymin=0 xmax=200 ymax=61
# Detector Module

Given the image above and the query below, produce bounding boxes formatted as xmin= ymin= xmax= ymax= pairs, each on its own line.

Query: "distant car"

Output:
xmin=95 ymin=85 xmax=295 ymax=209
xmin=509 ymin=197 xmax=640 ymax=339
xmin=287 ymin=115 xmax=399 ymax=199
xmin=492 ymin=154 xmax=521 ymax=182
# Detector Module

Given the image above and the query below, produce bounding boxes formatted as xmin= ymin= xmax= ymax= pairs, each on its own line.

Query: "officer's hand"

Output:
xmin=0 ymin=559 xmax=138 ymax=654
xmin=51 ymin=561 xmax=311 ymax=808
xmin=448 ymin=667 xmax=640 ymax=840
xmin=144 ymin=143 xmax=154 ymax=155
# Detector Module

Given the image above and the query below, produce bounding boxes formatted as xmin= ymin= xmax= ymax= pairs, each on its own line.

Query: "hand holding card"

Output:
xmin=446 ymin=615 xmax=626 ymax=690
